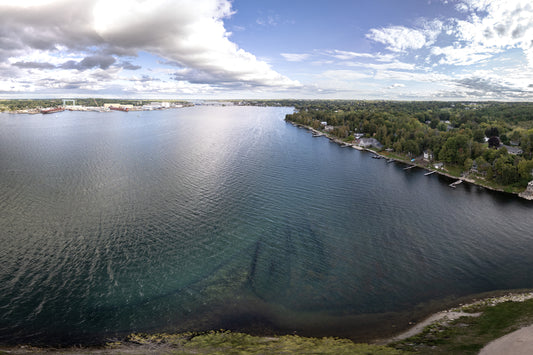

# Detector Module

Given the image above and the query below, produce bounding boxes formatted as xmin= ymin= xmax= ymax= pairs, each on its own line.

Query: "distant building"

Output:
xmin=434 ymin=162 xmax=444 ymax=169
xmin=423 ymin=151 xmax=433 ymax=161
xmin=104 ymin=103 xmax=134 ymax=110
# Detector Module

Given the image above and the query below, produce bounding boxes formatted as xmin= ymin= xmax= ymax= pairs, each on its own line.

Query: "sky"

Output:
xmin=0 ymin=0 xmax=532 ymax=100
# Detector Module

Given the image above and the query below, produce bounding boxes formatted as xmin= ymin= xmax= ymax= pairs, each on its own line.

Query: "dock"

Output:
xmin=449 ymin=180 xmax=463 ymax=188
xmin=424 ymin=171 xmax=436 ymax=176
xmin=403 ymin=165 xmax=416 ymax=170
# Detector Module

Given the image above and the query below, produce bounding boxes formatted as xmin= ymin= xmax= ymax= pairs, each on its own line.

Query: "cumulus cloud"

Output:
xmin=366 ymin=26 xmax=429 ymax=52
xmin=439 ymin=0 xmax=533 ymax=66
xmin=431 ymin=45 xmax=495 ymax=65
xmin=366 ymin=19 xmax=444 ymax=53
xmin=12 ymin=61 xmax=55 ymax=69
xmin=454 ymin=77 xmax=519 ymax=93
xmin=60 ymin=55 xmax=116 ymax=70
xmin=0 ymin=0 xmax=299 ymax=89
xmin=120 ymin=61 xmax=141 ymax=70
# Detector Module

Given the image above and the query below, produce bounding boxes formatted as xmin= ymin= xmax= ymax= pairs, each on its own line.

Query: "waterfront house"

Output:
xmin=434 ymin=162 xmax=444 ymax=169
xmin=423 ymin=151 xmax=433 ymax=161
xmin=503 ymin=145 xmax=523 ymax=155
xmin=358 ymin=138 xmax=383 ymax=149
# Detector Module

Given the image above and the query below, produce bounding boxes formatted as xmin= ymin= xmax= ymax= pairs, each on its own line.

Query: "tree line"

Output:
xmin=282 ymin=100 xmax=533 ymax=189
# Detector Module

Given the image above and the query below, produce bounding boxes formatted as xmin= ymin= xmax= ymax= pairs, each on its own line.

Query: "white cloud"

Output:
xmin=327 ymin=50 xmax=377 ymax=60
xmin=374 ymin=70 xmax=450 ymax=82
xmin=431 ymin=45 xmax=496 ymax=66
xmin=0 ymin=0 xmax=299 ymax=91
xmin=281 ymin=53 xmax=311 ymax=62
xmin=449 ymin=0 xmax=533 ymax=66
xmin=344 ymin=61 xmax=416 ymax=71
xmin=387 ymin=83 xmax=405 ymax=89
xmin=366 ymin=26 xmax=429 ymax=52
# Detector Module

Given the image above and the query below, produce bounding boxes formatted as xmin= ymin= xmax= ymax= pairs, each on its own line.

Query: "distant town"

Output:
xmin=0 ymin=98 xmax=196 ymax=114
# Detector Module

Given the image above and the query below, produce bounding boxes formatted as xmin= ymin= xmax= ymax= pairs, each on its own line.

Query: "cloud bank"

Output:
xmin=0 ymin=0 xmax=299 ymax=95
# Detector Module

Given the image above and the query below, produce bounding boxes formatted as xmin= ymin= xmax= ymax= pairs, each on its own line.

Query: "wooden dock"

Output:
xmin=403 ymin=165 xmax=416 ymax=170
xmin=449 ymin=180 xmax=463 ymax=188
xmin=424 ymin=171 xmax=436 ymax=176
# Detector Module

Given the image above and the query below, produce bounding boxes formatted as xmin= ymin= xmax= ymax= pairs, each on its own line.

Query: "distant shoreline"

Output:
xmin=287 ymin=121 xmax=532 ymax=200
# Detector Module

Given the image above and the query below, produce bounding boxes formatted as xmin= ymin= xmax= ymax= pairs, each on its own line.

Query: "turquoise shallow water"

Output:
xmin=1 ymin=106 xmax=532 ymax=344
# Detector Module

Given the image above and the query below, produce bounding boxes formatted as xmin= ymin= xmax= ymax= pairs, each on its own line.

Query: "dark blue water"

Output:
xmin=1 ymin=106 xmax=532 ymax=344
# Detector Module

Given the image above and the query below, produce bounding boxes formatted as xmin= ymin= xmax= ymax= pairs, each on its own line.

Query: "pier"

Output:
xmin=403 ymin=165 xmax=416 ymax=170
xmin=449 ymin=180 xmax=463 ymax=188
xmin=424 ymin=171 xmax=436 ymax=176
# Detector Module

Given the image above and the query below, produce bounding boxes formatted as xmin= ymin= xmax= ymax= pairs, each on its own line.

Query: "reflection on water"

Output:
xmin=1 ymin=107 xmax=532 ymax=344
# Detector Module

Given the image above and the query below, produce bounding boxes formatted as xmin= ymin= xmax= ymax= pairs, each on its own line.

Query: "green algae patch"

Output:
xmin=124 ymin=331 xmax=404 ymax=354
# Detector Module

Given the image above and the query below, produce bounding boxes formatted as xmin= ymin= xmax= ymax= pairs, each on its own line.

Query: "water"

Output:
xmin=1 ymin=106 xmax=532 ymax=344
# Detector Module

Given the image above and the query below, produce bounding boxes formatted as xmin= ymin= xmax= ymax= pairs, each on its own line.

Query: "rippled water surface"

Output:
xmin=1 ymin=106 xmax=533 ymax=344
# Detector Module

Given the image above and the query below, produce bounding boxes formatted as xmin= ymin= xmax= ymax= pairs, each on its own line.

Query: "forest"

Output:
xmin=278 ymin=100 xmax=533 ymax=191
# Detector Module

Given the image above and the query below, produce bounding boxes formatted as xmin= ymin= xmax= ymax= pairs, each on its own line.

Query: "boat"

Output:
xmin=109 ymin=106 xmax=129 ymax=112
xmin=40 ymin=107 xmax=64 ymax=114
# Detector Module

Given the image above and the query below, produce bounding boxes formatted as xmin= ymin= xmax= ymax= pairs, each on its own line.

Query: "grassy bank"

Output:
xmin=0 ymin=332 xmax=404 ymax=354
xmin=3 ymin=294 xmax=533 ymax=354
xmin=391 ymin=294 xmax=533 ymax=354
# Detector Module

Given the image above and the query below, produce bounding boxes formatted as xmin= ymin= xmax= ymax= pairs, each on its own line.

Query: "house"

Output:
xmin=434 ymin=162 xmax=444 ymax=169
xmin=354 ymin=133 xmax=365 ymax=139
xmin=358 ymin=138 xmax=383 ymax=149
xmin=423 ymin=151 xmax=433 ymax=161
xmin=471 ymin=161 xmax=478 ymax=173
xmin=503 ymin=145 xmax=523 ymax=155
xmin=320 ymin=121 xmax=328 ymax=127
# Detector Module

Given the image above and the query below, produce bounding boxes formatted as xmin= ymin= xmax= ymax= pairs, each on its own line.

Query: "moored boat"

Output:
xmin=40 ymin=107 xmax=64 ymax=114
xmin=109 ymin=106 xmax=129 ymax=112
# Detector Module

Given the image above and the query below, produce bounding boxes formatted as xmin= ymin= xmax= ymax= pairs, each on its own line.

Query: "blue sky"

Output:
xmin=0 ymin=0 xmax=531 ymax=100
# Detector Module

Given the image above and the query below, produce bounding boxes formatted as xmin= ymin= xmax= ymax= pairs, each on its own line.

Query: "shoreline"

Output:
xmin=288 ymin=121 xmax=532 ymax=200
xmin=2 ymin=290 xmax=533 ymax=353
xmin=380 ymin=291 xmax=533 ymax=344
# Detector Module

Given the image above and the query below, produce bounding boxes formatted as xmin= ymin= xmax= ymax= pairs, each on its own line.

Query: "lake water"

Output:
xmin=1 ymin=106 xmax=532 ymax=344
